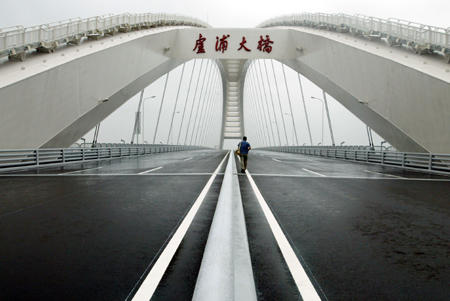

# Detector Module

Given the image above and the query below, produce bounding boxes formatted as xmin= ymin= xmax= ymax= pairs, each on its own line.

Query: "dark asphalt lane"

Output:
xmin=151 ymin=175 xmax=224 ymax=300
xmin=0 ymin=150 xmax=227 ymax=300
xmin=238 ymin=172 xmax=302 ymax=301
xmin=246 ymin=152 xmax=450 ymax=300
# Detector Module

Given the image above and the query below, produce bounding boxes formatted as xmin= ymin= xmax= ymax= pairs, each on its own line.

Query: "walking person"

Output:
xmin=237 ymin=136 xmax=251 ymax=173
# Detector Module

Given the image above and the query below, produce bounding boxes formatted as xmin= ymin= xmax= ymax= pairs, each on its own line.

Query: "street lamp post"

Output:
xmin=142 ymin=95 xmax=156 ymax=143
xmin=131 ymin=91 xmax=156 ymax=144
xmin=310 ymin=96 xmax=325 ymax=145
xmin=311 ymin=93 xmax=335 ymax=147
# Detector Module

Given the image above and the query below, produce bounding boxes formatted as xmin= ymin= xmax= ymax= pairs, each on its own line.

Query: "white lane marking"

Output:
xmin=272 ymin=158 xmax=283 ymax=162
xmin=364 ymin=170 xmax=406 ymax=179
xmin=302 ymin=168 xmax=326 ymax=177
xmin=58 ymin=166 xmax=103 ymax=175
xmin=138 ymin=166 xmax=163 ymax=175
xmin=131 ymin=151 xmax=229 ymax=301
xmin=183 ymin=157 xmax=193 ymax=161
xmin=245 ymin=170 xmax=322 ymax=301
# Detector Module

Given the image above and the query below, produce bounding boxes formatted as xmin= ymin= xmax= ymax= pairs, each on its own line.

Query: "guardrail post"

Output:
xmin=402 ymin=153 xmax=406 ymax=167
xmin=429 ymin=154 xmax=433 ymax=170
xmin=62 ymin=149 xmax=65 ymax=163
xmin=381 ymin=151 xmax=384 ymax=165
xmin=97 ymin=148 xmax=100 ymax=160
xmin=35 ymin=150 xmax=40 ymax=166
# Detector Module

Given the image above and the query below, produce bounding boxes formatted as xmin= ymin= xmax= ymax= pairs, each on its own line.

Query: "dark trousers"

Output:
xmin=240 ymin=154 xmax=248 ymax=170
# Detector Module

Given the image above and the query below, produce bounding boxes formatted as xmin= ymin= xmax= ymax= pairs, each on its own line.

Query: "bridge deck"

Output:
xmin=0 ymin=150 xmax=448 ymax=300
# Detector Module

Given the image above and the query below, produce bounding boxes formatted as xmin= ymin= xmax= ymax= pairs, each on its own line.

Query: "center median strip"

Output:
xmin=193 ymin=152 xmax=257 ymax=301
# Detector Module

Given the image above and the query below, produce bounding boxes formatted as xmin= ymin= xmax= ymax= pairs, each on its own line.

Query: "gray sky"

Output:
xmin=1 ymin=1 xmax=448 ymax=148
xmin=2 ymin=0 xmax=449 ymax=28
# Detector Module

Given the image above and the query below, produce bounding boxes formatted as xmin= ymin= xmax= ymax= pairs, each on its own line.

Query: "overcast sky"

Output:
xmin=1 ymin=1 xmax=448 ymax=148
xmin=1 ymin=0 xmax=449 ymax=28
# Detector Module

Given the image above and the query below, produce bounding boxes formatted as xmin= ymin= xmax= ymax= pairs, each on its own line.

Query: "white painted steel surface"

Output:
xmin=0 ymin=16 xmax=449 ymax=152
xmin=259 ymin=13 xmax=450 ymax=54
xmin=0 ymin=13 xmax=208 ymax=57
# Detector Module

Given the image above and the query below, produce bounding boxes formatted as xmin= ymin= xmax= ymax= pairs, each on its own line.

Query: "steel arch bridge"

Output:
xmin=0 ymin=13 xmax=449 ymax=152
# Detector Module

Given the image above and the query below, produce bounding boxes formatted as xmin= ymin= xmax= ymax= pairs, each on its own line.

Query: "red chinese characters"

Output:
xmin=193 ymin=34 xmax=274 ymax=54
xmin=193 ymin=33 xmax=206 ymax=54
xmin=215 ymin=34 xmax=230 ymax=53
xmin=237 ymin=36 xmax=251 ymax=52
xmin=257 ymin=35 xmax=274 ymax=53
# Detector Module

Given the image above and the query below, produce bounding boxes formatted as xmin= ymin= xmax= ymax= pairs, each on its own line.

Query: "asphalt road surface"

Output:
xmin=0 ymin=149 xmax=448 ymax=300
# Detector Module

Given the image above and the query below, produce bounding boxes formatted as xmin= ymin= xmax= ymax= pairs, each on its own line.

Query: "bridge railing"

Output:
xmin=0 ymin=13 xmax=209 ymax=60
xmin=260 ymin=146 xmax=450 ymax=175
xmin=0 ymin=145 xmax=203 ymax=173
xmin=259 ymin=13 xmax=450 ymax=61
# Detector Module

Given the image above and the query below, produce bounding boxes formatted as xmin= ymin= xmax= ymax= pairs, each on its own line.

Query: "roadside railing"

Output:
xmin=260 ymin=146 xmax=450 ymax=175
xmin=259 ymin=13 xmax=450 ymax=63
xmin=0 ymin=144 xmax=203 ymax=173
xmin=0 ymin=13 xmax=209 ymax=60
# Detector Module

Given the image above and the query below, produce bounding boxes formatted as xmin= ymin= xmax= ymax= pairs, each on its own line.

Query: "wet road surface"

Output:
xmin=0 ymin=149 xmax=448 ymax=300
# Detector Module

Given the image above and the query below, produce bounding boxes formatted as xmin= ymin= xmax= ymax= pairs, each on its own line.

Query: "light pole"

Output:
xmin=142 ymin=95 xmax=156 ymax=144
xmin=310 ymin=96 xmax=324 ymax=145
xmin=131 ymin=93 xmax=156 ymax=144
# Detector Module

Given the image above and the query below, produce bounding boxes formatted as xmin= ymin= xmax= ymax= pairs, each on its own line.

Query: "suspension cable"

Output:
xmin=247 ymin=82 xmax=264 ymax=146
xmin=281 ymin=64 xmax=299 ymax=145
xmin=152 ymin=72 xmax=170 ymax=144
xmin=166 ymin=63 xmax=186 ymax=144
xmin=194 ymin=65 xmax=216 ymax=145
xmin=191 ymin=61 xmax=214 ymax=145
xmin=183 ymin=59 xmax=205 ymax=144
xmin=322 ymin=90 xmax=336 ymax=146
xmin=201 ymin=75 xmax=220 ymax=145
xmin=270 ymin=60 xmax=289 ymax=145
xmin=254 ymin=61 xmax=277 ymax=146
xmin=261 ymin=60 xmax=282 ymax=146
xmin=297 ymin=74 xmax=313 ymax=146
xmin=252 ymin=62 xmax=275 ymax=146
xmin=247 ymin=71 xmax=267 ymax=146
xmin=176 ymin=59 xmax=197 ymax=145
xmin=250 ymin=65 xmax=272 ymax=146
xmin=187 ymin=60 xmax=211 ymax=145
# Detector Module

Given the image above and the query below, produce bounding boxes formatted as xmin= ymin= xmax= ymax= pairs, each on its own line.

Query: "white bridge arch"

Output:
xmin=0 ymin=13 xmax=449 ymax=152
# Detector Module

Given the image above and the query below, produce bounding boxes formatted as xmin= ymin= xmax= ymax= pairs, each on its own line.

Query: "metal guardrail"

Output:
xmin=259 ymin=13 xmax=450 ymax=62
xmin=261 ymin=146 xmax=450 ymax=175
xmin=0 ymin=144 xmax=203 ymax=172
xmin=0 ymin=13 xmax=209 ymax=60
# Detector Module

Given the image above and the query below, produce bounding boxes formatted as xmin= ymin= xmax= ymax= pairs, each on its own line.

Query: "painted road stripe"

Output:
xmin=58 ymin=166 xmax=103 ymax=175
xmin=184 ymin=157 xmax=193 ymax=161
xmin=364 ymin=169 xmax=405 ymax=179
xmin=272 ymin=158 xmax=282 ymax=162
xmin=302 ymin=168 xmax=326 ymax=177
xmin=138 ymin=166 xmax=163 ymax=175
xmin=130 ymin=151 xmax=229 ymax=301
xmin=245 ymin=169 xmax=322 ymax=301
